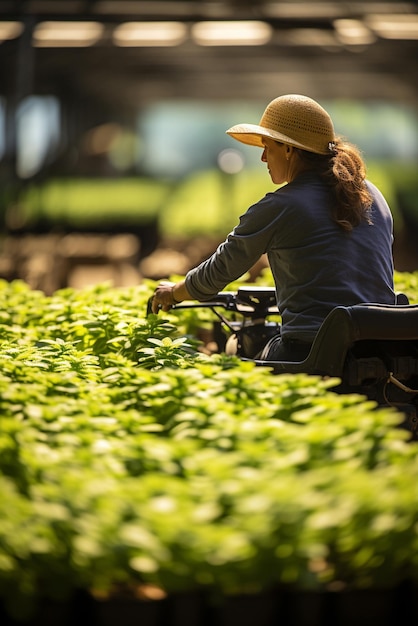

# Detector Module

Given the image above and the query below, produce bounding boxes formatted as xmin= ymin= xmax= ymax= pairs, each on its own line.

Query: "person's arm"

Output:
xmin=151 ymin=193 xmax=280 ymax=314
xmin=151 ymin=279 xmax=191 ymax=314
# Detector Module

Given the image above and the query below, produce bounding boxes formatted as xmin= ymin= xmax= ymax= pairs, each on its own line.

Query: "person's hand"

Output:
xmin=151 ymin=282 xmax=178 ymax=314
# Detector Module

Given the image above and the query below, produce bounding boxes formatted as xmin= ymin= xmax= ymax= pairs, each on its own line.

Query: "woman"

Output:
xmin=151 ymin=94 xmax=395 ymax=361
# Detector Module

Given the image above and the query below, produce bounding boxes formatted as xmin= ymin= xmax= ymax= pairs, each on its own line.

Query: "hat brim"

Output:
xmin=226 ymin=123 xmax=327 ymax=154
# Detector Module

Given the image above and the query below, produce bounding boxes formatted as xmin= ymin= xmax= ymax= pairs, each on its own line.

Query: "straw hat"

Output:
xmin=226 ymin=94 xmax=335 ymax=155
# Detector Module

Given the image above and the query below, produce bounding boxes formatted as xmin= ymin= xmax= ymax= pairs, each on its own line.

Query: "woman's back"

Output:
xmin=265 ymin=172 xmax=395 ymax=341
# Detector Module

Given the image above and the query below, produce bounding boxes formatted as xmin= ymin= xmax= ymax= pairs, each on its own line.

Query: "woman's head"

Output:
xmin=226 ymin=94 xmax=335 ymax=155
xmin=227 ymin=94 xmax=373 ymax=232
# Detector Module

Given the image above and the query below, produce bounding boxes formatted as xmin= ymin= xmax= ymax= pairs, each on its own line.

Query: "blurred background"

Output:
xmin=0 ymin=0 xmax=417 ymax=293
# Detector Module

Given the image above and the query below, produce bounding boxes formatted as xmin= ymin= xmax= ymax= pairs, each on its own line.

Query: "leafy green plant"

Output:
xmin=0 ymin=273 xmax=417 ymax=620
xmin=136 ymin=336 xmax=199 ymax=370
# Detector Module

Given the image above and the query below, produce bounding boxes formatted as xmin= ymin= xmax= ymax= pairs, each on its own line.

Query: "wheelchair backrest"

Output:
xmin=262 ymin=303 xmax=418 ymax=378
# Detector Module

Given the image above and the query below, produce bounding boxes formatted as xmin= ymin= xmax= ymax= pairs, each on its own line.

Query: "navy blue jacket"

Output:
xmin=185 ymin=171 xmax=395 ymax=341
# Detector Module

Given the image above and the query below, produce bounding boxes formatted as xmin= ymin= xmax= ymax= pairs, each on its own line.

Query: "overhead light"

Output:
xmin=0 ymin=21 xmax=23 ymax=41
xmin=334 ymin=19 xmax=376 ymax=45
xmin=366 ymin=14 xmax=418 ymax=39
xmin=191 ymin=21 xmax=272 ymax=46
xmin=113 ymin=22 xmax=187 ymax=46
xmin=33 ymin=21 xmax=104 ymax=47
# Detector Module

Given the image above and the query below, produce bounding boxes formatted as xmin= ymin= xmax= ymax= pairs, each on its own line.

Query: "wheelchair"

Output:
xmin=151 ymin=286 xmax=418 ymax=438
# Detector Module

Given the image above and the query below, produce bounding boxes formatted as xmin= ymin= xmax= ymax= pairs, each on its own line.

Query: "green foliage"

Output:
xmin=0 ymin=274 xmax=418 ymax=617
xmin=159 ymin=169 xmax=270 ymax=236
xmin=19 ymin=178 xmax=172 ymax=226
xmin=15 ymin=162 xmax=418 ymax=238
xmin=394 ymin=270 xmax=418 ymax=304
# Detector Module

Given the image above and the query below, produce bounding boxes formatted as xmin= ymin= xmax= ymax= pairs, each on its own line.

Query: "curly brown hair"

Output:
xmin=295 ymin=138 xmax=373 ymax=232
